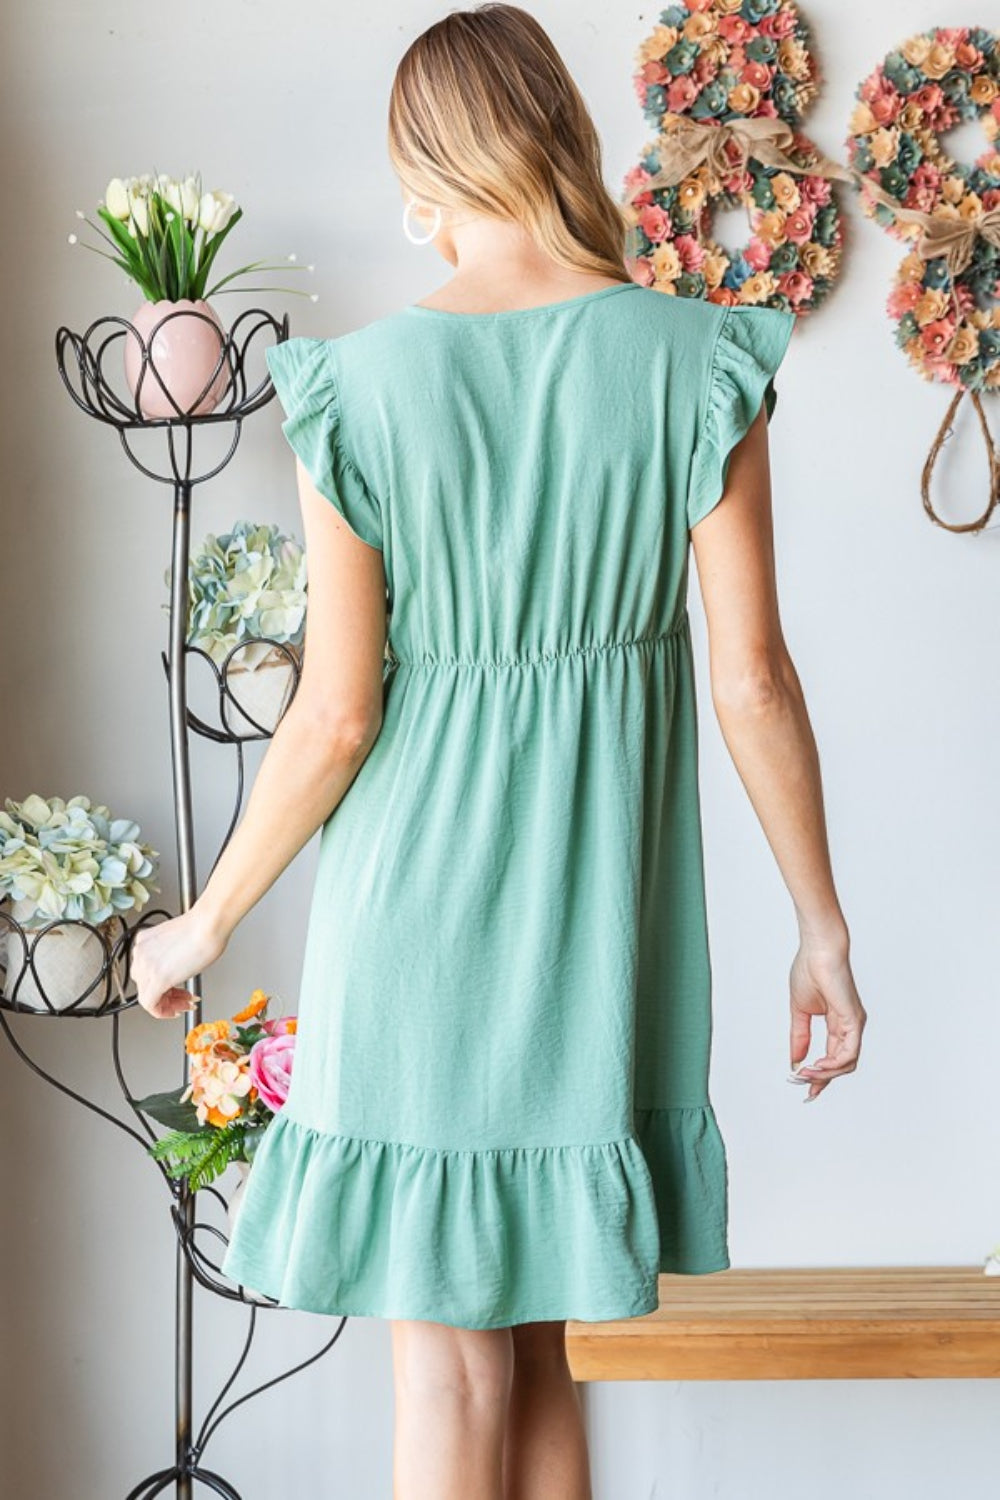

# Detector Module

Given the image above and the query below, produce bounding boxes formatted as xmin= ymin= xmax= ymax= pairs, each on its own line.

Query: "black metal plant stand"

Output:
xmin=0 ymin=307 xmax=347 ymax=1498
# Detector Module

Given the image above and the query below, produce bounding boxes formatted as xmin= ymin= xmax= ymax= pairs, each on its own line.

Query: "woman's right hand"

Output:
xmin=788 ymin=938 xmax=867 ymax=1103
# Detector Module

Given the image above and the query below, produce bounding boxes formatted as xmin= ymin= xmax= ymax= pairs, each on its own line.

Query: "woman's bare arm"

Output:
xmin=690 ymin=405 xmax=866 ymax=1102
xmin=131 ymin=457 xmax=388 ymax=1018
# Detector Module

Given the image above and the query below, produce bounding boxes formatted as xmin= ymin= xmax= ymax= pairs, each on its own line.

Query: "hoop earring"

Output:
xmin=403 ymin=196 xmax=442 ymax=246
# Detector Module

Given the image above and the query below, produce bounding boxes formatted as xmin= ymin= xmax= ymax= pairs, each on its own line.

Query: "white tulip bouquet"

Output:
xmin=68 ymin=171 xmax=318 ymax=305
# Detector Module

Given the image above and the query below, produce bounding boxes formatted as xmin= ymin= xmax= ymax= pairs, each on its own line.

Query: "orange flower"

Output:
xmin=233 ymin=989 xmax=269 ymax=1024
xmin=212 ymin=1042 xmax=242 ymax=1064
xmin=185 ymin=1018 xmax=231 ymax=1054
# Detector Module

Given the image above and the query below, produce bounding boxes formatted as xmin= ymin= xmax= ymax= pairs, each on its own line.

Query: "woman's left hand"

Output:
xmin=131 ymin=905 xmax=229 ymax=1020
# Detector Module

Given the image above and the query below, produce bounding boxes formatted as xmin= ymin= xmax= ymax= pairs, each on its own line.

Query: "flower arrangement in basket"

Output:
xmin=68 ymin=170 xmax=316 ymax=419
xmin=136 ymin=988 xmax=296 ymax=1226
xmin=0 ymin=794 xmax=160 ymax=1011
xmin=166 ymin=518 xmax=307 ymax=734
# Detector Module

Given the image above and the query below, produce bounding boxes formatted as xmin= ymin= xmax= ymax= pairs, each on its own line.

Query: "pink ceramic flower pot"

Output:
xmin=123 ymin=297 xmax=230 ymax=419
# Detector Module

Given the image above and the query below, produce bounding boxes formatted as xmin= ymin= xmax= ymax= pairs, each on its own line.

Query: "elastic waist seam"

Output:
xmin=282 ymin=1112 xmax=644 ymax=1157
xmin=388 ymin=612 xmax=689 ymax=671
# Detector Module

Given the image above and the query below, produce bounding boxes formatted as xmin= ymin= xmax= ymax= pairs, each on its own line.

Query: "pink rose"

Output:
xmin=667 ymin=74 xmax=700 ymax=113
xmin=624 ymin=163 xmax=651 ymax=194
xmin=869 ymin=91 xmax=901 ymax=126
xmin=674 ymin=234 xmax=705 ymax=271
xmin=720 ymin=165 xmax=752 ymax=196
xmin=860 ymin=64 xmax=888 ymax=102
xmin=887 ymin=281 xmax=923 ymax=319
xmin=745 ymin=237 xmax=772 ymax=272
xmin=909 ymin=187 xmax=938 ymax=214
xmin=743 ymin=61 xmax=772 ymax=90
xmin=629 ymin=256 xmax=657 ymax=286
xmin=761 ymin=9 xmax=798 ymax=38
xmin=784 ymin=206 xmax=816 ymax=244
xmin=905 ymin=175 xmax=942 ymax=214
xmin=952 ymin=283 xmax=977 ymax=317
xmin=261 ymin=1015 xmax=296 ymax=1036
xmin=249 ymin=1033 xmax=296 ymax=1112
xmin=800 ymin=175 xmax=832 ymax=207
xmin=692 ymin=53 xmax=719 ymax=87
xmin=919 ymin=353 xmax=958 ymax=387
xmin=778 ymin=269 xmax=814 ymax=305
xmin=920 ymin=318 xmax=956 ymax=357
xmin=639 ymin=204 xmax=671 ymax=243
xmin=719 ymin=15 xmax=752 ymax=44
xmin=912 ymin=83 xmax=944 ymax=118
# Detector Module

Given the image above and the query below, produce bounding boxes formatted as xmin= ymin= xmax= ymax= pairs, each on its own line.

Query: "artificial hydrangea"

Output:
xmin=166 ymin=519 xmax=307 ymax=670
xmin=0 ymin=794 xmax=160 ymax=928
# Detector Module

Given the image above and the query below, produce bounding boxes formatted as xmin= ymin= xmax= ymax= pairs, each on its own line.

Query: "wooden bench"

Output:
xmin=565 ymin=1267 xmax=1000 ymax=1380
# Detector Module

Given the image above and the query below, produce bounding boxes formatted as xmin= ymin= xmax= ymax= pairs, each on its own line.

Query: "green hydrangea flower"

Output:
xmin=166 ymin=518 xmax=307 ymax=670
xmin=0 ymin=793 xmax=160 ymax=928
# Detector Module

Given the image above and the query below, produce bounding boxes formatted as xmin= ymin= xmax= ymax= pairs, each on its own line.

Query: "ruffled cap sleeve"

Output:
xmin=264 ymin=337 xmax=384 ymax=551
xmin=687 ymin=304 xmax=796 ymax=531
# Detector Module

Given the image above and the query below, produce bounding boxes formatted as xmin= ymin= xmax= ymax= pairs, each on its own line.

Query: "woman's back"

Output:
xmin=292 ymin=282 xmax=792 ymax=665
xmin=220 ymin=283 xmax=796 ymax=1328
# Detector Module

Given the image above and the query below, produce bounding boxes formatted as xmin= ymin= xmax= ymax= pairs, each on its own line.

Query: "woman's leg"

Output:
xmin=502 ymin=1320 xmax=592 ymax=1500
xmin=390 ymin=1318 xmax=515 ymax=1500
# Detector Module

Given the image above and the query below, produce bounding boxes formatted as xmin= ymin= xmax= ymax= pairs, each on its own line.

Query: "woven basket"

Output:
xmin=224 ymin=643 xmax=302 ymax=734
xmin=2 ymin=897 xmax=123 ymax=1012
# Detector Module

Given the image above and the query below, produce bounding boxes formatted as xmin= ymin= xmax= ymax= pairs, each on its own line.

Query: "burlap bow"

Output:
xmin=854 ymin=174 xmax=1000 ymax=278
xmin=629 ymin=113 xmax=856 ymax=199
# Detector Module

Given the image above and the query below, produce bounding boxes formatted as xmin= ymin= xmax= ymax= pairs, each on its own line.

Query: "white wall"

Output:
xmin=2 ymin=2 xmax=998 ymax=1496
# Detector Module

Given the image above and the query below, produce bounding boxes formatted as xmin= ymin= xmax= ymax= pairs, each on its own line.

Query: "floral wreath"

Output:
xmin=846 ymin=26 xmax=1000 ymax=531
xmin=622 ymin=0 xmax=852 ymax=313
xmin=846 ymin=27 xmax=1000 ymax=391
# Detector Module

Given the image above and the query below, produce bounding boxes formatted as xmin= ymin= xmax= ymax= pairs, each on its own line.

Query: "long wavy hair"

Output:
xmin=387 ymin=3 xmax=631 ymax=283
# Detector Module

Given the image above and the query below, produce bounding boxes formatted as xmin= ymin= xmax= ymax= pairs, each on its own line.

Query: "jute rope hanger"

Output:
xmin=920 ymin=387 xmax=999 ymax=534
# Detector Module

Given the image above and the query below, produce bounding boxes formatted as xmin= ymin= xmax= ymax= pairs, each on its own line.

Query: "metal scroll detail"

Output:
xmin=0 ymin=308 xmax=345 ymax=1499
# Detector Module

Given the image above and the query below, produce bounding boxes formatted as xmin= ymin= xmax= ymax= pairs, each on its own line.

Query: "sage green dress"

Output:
xmin=220 ymin=282 xmax=795 ymax=1328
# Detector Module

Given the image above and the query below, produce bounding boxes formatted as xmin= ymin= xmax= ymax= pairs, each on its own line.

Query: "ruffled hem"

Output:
xmin=219 ymin=1106 xmax=728 ymax=1328
xmin=634 ymin=1105 xmax=730 ymax=1274
xmin=687 ymin=302 xmax=797 ymax=531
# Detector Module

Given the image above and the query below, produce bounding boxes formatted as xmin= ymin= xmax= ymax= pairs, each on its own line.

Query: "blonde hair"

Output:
xmin=387 ymin=3 xmax=631 ymax=283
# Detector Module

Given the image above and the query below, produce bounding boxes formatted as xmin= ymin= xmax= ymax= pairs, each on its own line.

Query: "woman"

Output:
xmin=132 ymin=5 xmax=866 ymax=1496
